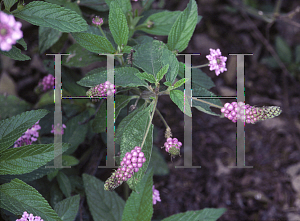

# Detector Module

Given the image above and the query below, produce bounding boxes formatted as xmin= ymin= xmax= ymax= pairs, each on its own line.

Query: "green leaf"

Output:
xmin=57 ymin=171 xmax=72 ymax=198
xmin=4 ymin=0 xmax=17 ymax=11
xmin=39 ymin=26 xmax=62 ymax=54
xmin=120 ymin=104 xmax=153 ymax=190
xmin=163 ymin=82 xmax=172 ymax=87
xmin=191 ymin=89 xmax=222 ymax=116
xmin=17 ymin=38 xmax=27 ymax=50
xmin=148 ymin=145 xmax=169 ymax=175
xmin=173 ymin=78 xmax=188 ymax=89
xmin=0 ymin=94 xmax=30 ymax=121
xmin=0 ymin=154 xmax=75 ymax=183
xmin=169 ymin=90 xmax=192 ymax=117
xmin=161 ymin=47 xmax=179 ymax=84
xmin=0 ymin=143 xmax=70 ymax=175
xmin=78 ymin=0 xmax=109 ymax=12
xmin=178 ymin=62 xmax=215 ymax=90
xmin=109 ymin=1 xmax=129 ymax=47
xmin=135 ymin=72 xmax=156 ymax=83
xmin=167 ymin=0 xmax=198 ymax=52
xmin=62 ymin=43 xmax=106 ymax=67
xmin=275 ymin=36 xmax=292 ymax=64
xmin=13 ymin=1 xmax=88 ymax=32
xmin=0 ymin=109 xmax=49 ymax=153
xmin=0 ymin=46 xmax=30 ymax=61
xmin=105 ymin=0 xmax=132 ymax=15
xmin=0 ymin=178 xmax=62 ymax=221
xmin=61 ymin=67 xmax=87 ymax=96
xmin=137 ymin=10 xmax=181 ymax=35
xmin=122 ymin=170 xmax=153 ymax=221
xmin=77 ymin=67 xmax=147 ymax=87
xmin=162 ymin=208 xmax=227 ymax=221
xmin=63 ymin=111 xmax=89 ymax=155
xmin=71 ymin=32 xmax=115 ymax=54
xmin=92 ymin=95 xmax=134 ymax=133
xmin=82 ymin=173 xmax=125 ymax=221
xmin=115 ymin=104 xmax=147 ymax=144
xmin=156 ymin=64 xmax=169 ymax=82
xmin=133 ymin=40 xmax=165 ymax=77
xmin=54 ymin=195 xmax=80 ymax=221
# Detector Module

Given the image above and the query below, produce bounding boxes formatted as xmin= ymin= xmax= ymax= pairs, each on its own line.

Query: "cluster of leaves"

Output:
xmin=0 ymin=0 xmax=226 ymax=220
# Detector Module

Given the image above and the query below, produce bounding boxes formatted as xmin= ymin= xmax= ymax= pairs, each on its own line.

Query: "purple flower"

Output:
xmin=14 ymin=121 xmax=41 ymax=147
xmin=152 ymin=185 xmax=161 ymax=205
xmin=221 ymin=102 xmax=282 ymax=124
xmin=16 ymin=211 xmax=43 ymax=221
xmin=86 ymin=81 xmax=116 ymax=97
xmin=163 ymin=137 xmax=182 ymax=157
xmin=51 ymin=123 xmax=66 ymax=135
xmin=0 ymin=11 xmax=23 ymax=51
xmin=92 ymin=16 xmax=103 ymax=26
xmin=104 ymin=146 xmax=146 ymax=191
xmin=38 ymin=74 xmax=55 ymax=92
xmin=206 ymin=48 xmax=227 ymax=76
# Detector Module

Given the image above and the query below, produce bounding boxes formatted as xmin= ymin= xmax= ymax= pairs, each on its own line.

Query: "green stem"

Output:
xmin=191 ymin=96 xmax=223 ymax=109
xmin=99 ymin=26 xmax=107 ymax=39
xmin=140 ymin=95 xmax=158 ymax=149
xmin=155 ymin=108 xmax=168 ymax=128
xmin=192 ymin=63 xmax=210 ymax=69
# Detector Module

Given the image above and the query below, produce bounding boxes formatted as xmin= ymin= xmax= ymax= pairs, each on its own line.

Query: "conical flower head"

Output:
xmin=104 ymin=146 xmax=146 ymax=191
xmin=86 ymin=81 xmax=115 ymax=97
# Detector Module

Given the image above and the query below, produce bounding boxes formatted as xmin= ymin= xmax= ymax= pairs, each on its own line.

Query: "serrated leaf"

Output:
xmin=82 ymin=173 xmax=125 ymax=221
xmin=105 ymin=0 xmax=132 ymax=15
xmin=39 ymin=26 xmax=62 ymax=53
xmin=120 ymin=104 xmax=153 ymax=190
xmin=164 ymin=82 xmax=172 ymax=87
xmin=62 ymin=43 xmax=106 ymax=67
xmin=167 ymin=0 xmax=198 ymax=52
xmin=13 ymin=1 xmax=88 ymax=32
xmin=109 ymin=2 xmax=129 ymax=47
xmin=57 ymin=171 xmax=72 ymax=197
xmin=0 ymin=178 xmax=62 ymax=221
xmin=173 ymin=78 xmax=187 ymax=88
xmin=162 ymin=208 xmax=227 ymax=221
xmin=137 ymin=10 xmax=181 ymax=35
xmin=148 ymin=145 xmax=169 ymax=175
xmin=156 ymin=64 xmax=169 ymax=82
xmin=170 ymin=90 xmax=192 ymax=117
xmin=92 ymin=95 xmax=134 ymax=133
xmin=135 ymin=72 xmax=156 ymax=83
xmin=54 ymin=195 xmax=80 ymax=221
xmin=77 ymin=67 xmax=147 ymax=87
xmin=161 ymin=48 xmax=179 ymax=84
xmin=0 ymin=46 xmax=30 ymax=61
xmin=0 ymin=109 xmax=49 ymax=153
xmin=0 ymin=143 xmax=70 ymax=175
xmin=0 ymin=94 xmax=30 ymax=121
xmin=4 ymin=0 xmax=18 ymax=11
xmin=63 ymin=111 xmax=89 ymax=155
xmin=122 ymin=170 xmax=153 ymax=221
xmin=133 ymin=40 xmax=165 ymax=77
xmin=275 ymin=36 xmax=292 ymax=64
xmin=71 ymin=32 xmax=115 ymax=54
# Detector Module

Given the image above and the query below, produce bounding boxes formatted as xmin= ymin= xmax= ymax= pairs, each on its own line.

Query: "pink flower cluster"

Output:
xmin=0 ymin=11 xmax=23 ymax=51
xmin=104 ymin=146 xmax=146 ymax=191
xmin=51 ymin=123 xmax=66 ymax=135
xmin=86 ymin=81 xmax=115 ymax=97
xmin=92 ymin=16 xmax=103 ymax=26
xmin=221 ymin=102 xmax=282 ymax=124
xmin=163 ymin=137 xmax=182 ymax=157
xmin=152 ymin=185 xmax=161 ymax=205
xmin=16 ymin=211 xmax=43 ymax=221
xmin=38 ymin=74 xmax=55 ymax=92
xmin=206 ymin=48 xmax=227 ymax=76
xmin=14 ymin=121 xmax=41 ymax=147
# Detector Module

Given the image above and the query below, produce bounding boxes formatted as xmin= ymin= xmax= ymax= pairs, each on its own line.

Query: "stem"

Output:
xmin=155 ymin=108 xmax=168 ymax=128
xmin=140 ymin=95 xmax=158 ymax=149
xmin=191 ymin=96 xmax=223 ymax=109
xmin=192 ymin=63 xmax=209 ymax=69
xmin=99 ymin=26 xmax=107 ymax=39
